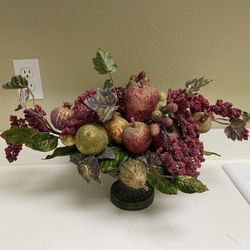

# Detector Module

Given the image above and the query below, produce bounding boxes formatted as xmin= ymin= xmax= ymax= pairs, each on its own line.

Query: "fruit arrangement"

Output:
xmin=1 ymin=49 xmax=250 ymax=196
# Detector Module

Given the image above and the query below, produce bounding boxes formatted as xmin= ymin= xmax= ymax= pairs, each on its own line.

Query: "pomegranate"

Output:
xmin=124 ymin=75 xmax=159 ymax=122
xmin=50 ymin=102 xmax=73 ymax=130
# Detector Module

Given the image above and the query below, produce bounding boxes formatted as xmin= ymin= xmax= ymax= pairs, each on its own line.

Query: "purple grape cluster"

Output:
xmin=61 ymin=88 xmax=98 ymax=136
xmin=24 ymin=105 xmax=50 ymax=132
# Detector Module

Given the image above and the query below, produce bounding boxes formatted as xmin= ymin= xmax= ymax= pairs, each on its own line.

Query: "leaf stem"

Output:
xmin=44 ymin=119 xmax=61 ymax=135
xmin=212 ymin=118 xmax=230 ymax=126
xmin=108 ymin=72 xmax=114 ymax=85
xmin=27 ymin=109 xmax=61 ymax=135
xmin=216 ymin=117 xmax=230 ymax=121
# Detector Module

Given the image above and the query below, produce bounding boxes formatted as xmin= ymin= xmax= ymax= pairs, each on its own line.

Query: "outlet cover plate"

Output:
xmin=13 ymin=59 xmax=44 ymax=99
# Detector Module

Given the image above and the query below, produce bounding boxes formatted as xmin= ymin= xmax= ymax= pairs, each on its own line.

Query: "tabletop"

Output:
xmin=0 ymin=129 xmax=250 ymax=250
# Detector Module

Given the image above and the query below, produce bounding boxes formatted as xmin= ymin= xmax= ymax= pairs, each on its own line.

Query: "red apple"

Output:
xmin=122 ymin=119 xmax=152 ymax=154
xmin=124 ymin=77 xmax=159 ymax=122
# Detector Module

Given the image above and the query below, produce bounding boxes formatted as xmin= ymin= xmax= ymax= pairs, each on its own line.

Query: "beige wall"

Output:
xmin=0 ymin=0 xmax=250 ymax=131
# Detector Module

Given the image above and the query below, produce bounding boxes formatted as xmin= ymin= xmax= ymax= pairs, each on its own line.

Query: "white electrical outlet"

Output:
xmin=13 ymin=59 xmax=44 ymax=99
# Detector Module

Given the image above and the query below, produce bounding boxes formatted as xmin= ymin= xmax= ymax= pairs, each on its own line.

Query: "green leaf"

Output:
xmin=185 ymin=77 xmax=212 ymax=94
xmin=26 ymin=133 xmax=58 ymax=152
xmin=1 ymin=127 xmax=37 ymax=144
xmin=2 ymin=75 xmax=28 ymax=89
xmin=1 ymin=127 xmax=58 ymax=152
xmin=147 ymin=171 xmax=178 ymax=194
xmin=204 ymin=150 xmax=221 ymax=157
xmin=92 ymin=48 xmax=118 ymax=75
xmin=98 ymin=147 xmax=129 ymax=172
xmin=103 ymin=79 xmax=113 ymax=90
xmin=242 ymin=111 xmax=250 ymax=123
xmin=45 ymin=145 xmax=77 ymax=159
xmin=174 ymin=176 xmax=208 ymax=194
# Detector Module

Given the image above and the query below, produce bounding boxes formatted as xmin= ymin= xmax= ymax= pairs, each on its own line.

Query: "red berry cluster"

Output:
xmin=159 ymin=135 xmax=204 ymax=177
xmin=154 ymin=89 xmax=210 ymax=177
xmin=242 ymin=127 xmax=249 ymax=140
xmin=5 ymin=115 xmax=28 ymax=163
xmin=61 ymin=88 xmax=98 ymax=136
xmin=24 ymin=105 xmax=50 ymax=132
xmin=112 ymin=87 xmax=126 ymax=115
xmin=5 ymin=143 xmax=23 ymax=163
xmin=9 ymin=115 xmax=27 ymax=128
xmin=209 ymin=99 xmax=242 ymax=118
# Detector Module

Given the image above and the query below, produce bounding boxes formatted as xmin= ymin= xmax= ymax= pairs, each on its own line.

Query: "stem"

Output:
xmin=108 ymin=72 xmax=114 ymax=85
xmin=27 ymin=109 xmax=61 ymax=135
xmin=158 ymin=174 xmax=175 ymax=179
xmin=216 ymin=117 xmax=230 ymax=121
xmin=212 ymin=119 xmax=230 ymax=126
xmin=44 ymin=119 xmax=61 ymax=135
xmin=130 ymin=117 xmax=136 ymax=127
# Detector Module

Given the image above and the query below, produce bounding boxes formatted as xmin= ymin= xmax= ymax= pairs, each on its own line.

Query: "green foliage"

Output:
xmin=45 ymin=146 xmax=77 ymax=159
xmin=26 ymin=133 xmax=58 ymax=152
xmin=1 ymin=127 xmax=58 ymax=152
xmin=147 ymin=170 xmax=178 ymax=195
xmin=174 ymin=176 xmax=208 ymax=194
xmin=1 ymin=127 xmax=37 ymax=144
xmin=185 ymin=77 xmax=212 ymax=94
xmin=92 ymin=48 xmax=118 ymax=75
xmin=2 ymin=75 xmax=28 ymax=89
xmin=204 ymin=150 xmax=221 ymax=157
xmin=103 ymin=79 xmax=113 ymax=90
xmin=242 ymin=111 xmax=250 ymax=123
xmin=98 ymin=147 xmax=129 ymax=172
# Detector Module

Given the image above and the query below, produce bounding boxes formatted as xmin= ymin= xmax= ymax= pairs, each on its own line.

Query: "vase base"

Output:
xmin=110 ymin=180 xmax=154 ymax=211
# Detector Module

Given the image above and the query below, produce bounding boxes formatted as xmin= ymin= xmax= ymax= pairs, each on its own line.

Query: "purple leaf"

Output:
xmin=224 ymin=118 xmax=245 ymax=141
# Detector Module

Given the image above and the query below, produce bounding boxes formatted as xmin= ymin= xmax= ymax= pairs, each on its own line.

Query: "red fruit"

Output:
xmin=166 ymin=103 xmax=178 ymax=113
xmin=124 ymin=81 xmax=159 ymax=122
xmin=122 ymin=119 xmax=152 ymax=154
xmin=50 ymin=102 xmax=73 ymax=130
xmin=161 ymin=117 xmax=173 ymax=129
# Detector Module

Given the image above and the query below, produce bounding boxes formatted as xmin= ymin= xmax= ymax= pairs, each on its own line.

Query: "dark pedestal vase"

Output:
xmin=110 ymin=180 xmax=154 ymax=211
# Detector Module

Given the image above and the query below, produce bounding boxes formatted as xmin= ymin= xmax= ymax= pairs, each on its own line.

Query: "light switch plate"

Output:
xmin=13 ymin=59 xmax=44 ymax=99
